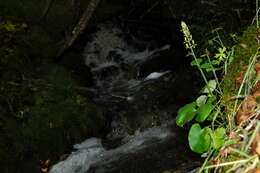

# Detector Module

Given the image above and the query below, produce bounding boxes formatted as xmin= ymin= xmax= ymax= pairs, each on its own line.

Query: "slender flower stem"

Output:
xmin=181 ymin=21 xmax=213 ymax=96
xmin=190 ymin=48 xmax=213 ymax=96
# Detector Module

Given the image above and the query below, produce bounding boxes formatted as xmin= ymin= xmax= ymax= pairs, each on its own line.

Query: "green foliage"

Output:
xmin=188 ymin=124 xmax=211 ymax=153
xmin=195 ymin=103 xmax=214 ymax=122
xmin=176 ymin=97 xmax=215 ymax=126
xmin=0 ymin=21 xmax=27 ymax=32
xmin=190 ymin=25 xmax=237 ymax=82
xmin=179 ymin=18 xmax=259 ymax=172
xmin=0 ymin=20 xmax=28 ymax=68
xmin=19 ymin=65 xmax=106 ymax=143
xmin=188 ymin=124 xmax=226 ymax=154
xmin=176 ymin=102 xmax=197 ymax=127
xmin=221 ymin=25 xmax=259 ymax=97
xmin=176 ymin=96 xmax=220 ymax=154
xmin=177 ymin=21 xmax=230 ymax=155
xmin=190 ymin=54 xmax=224 ymax=73
xmin=0 ymin=64 xmax=106 ymax=172
xmin=214 ymin=47 xmax=227 ymax=62
xmin=200 ymin=80 xmax=217 ymax=94
xmin=175 ymin=81 xmax=223 ymax=154
xmin=22 ymin=91 xmax=104 ymax=142
xmin=210 ymin=127 xmax=226 ymax=150
xmin=220 ymin=24 xmax=259 ymax=118
xmin=0 ymin=1 xmax=108 ymax=171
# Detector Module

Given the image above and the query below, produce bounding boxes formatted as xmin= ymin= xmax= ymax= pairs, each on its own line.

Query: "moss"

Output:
xmin=0 ymin=1 xmax=120 ymax=171
xmin=0 ymin=64 xmax=107 ymax=172
xmin=0 ymin=28 xmax=104 ymax=169
xmin=20 ymin=64 xmax=106 ymax=147
xmin=221 ymin=24 xmax=259 ymax=108
xmin=20 ymin=87 xmax=105 ymax=157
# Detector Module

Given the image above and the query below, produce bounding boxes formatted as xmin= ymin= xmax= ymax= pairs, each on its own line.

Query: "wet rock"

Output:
xmin=0 ymin=64 xmax=108 ymax=172
xmin=97 ymin=69 xmax=200 ymax=140
xmin=89 ymin=128 xmax=201 ymax=173
xmin=47 ymin=119 xmax=200 ymax=173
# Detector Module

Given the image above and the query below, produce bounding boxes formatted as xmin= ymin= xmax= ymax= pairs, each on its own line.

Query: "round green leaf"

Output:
xmin=211 ymin=60 xmax=220 ymax=65
xmin=205 ymin=67 xmax=216 ymax=72
xmin=191 ymin=58 xmax=203 ymax=66
xmin=211 ymin=127 xmax=226 ymax=149
xmin=176 ymin=102 xmax=197 ymax=127
xmin=201 ymin=80 xmax=217 ymax=94
xmin=196 ymin=103 xmax=214 ymax=122
xmin=196 ymin=95 xmax=208 ymax=107
xmin=188 ymin=124 xmax=211 ymax=153
xmin=207 ymin=95 xmax=217 ymax=104
xmin=201 ymin=63 xmax=211 ymax=69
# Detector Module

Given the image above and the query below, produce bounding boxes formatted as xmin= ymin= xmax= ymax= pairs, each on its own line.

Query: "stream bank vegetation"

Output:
xmin=176 ymin=5 xmax=260 ymax=173
xmin=0 ymin=0 xmax=258 ymax=172
xmin=0 ymin=18 xmax=107 ymax=172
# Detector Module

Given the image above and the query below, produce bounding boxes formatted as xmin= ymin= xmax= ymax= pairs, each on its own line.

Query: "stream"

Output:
xmin=50 ymin=21 xmax=201 ymax=173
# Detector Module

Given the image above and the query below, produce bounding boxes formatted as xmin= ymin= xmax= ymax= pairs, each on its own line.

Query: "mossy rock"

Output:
xmin=20 ymin=87 xmax=105 ymax=158
xmin=21 ymin=64 xmax=106 ymax=149
xmin=0 ymin=64 xmax=107 ymax=172
xmin=221 ymin=24 xmax=259 ymax=113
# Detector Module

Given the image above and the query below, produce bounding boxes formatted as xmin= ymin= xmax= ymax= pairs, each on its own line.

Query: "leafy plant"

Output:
xmin=176 ymin=91 xmax=222 ymax=154
xmin=176 ymin=22 xmax=229 ymax=154
xmin=176 ymin=102 xmax=197 ymax=127
xmin=0 ymin=21 xmax=27 ymax=32
xmin=178 ymin=18 xmax=260 ymax=173
xmin=188 ymin=124 xmax=211 ymax=153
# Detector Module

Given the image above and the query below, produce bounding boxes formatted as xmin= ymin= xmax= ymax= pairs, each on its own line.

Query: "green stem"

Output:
xmin=206 ymin=52 xmax=223 ymax=95
xmin=232 ymin=52 xmax=257 ymax=109
xmin=190 ymin=48 xmax=213 ymax=96
xmin=198 ymin=150 xmax=214 ymax=173
xmin=202 ymin=156 xmax=257 ymax=169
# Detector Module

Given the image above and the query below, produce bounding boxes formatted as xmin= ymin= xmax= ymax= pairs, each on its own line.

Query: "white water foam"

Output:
xmin=83 ymin=22 xmax=171 ymax=90
xmin=143 ymin=71 xmax=171 ymax=81
xmin=50 ymin=124 xmax=174 ymax=173
xmin=51 ymin=23 xmax=176 ymax=173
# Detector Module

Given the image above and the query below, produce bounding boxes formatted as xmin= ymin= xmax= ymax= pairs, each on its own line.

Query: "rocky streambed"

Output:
xmin=50 ymin=21 xmax=202 ymax=173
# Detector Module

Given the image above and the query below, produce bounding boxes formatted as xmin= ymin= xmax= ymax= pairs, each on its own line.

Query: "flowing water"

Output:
xmin=50 ymin=124 xmax=175 ymax=173
xmin=83 ymin=22 xmax=171 ymax=91
xmin=50 ymin=22 xmax=201 ymax=173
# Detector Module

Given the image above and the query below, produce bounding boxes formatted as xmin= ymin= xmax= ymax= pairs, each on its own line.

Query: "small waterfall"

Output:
xmin=83 ymin=22 xmax=171 ymax=91
xmin=49 ymin=22 xmax=200 ymax=173
xmin=50 ymin=124 xmax=174 ymax=173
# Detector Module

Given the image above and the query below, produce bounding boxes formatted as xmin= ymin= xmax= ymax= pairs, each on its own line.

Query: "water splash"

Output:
xmin=83 ymin=22 xmax=171 ymax=90
xmin=49 ymin=124 xmax=174 ymax=173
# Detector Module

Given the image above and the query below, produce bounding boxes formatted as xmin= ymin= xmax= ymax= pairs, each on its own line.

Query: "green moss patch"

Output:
xmin=0 ymin=63 xmax=106 ymax=172
xmin=221 ymin=25 xmax=259 ymax=106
